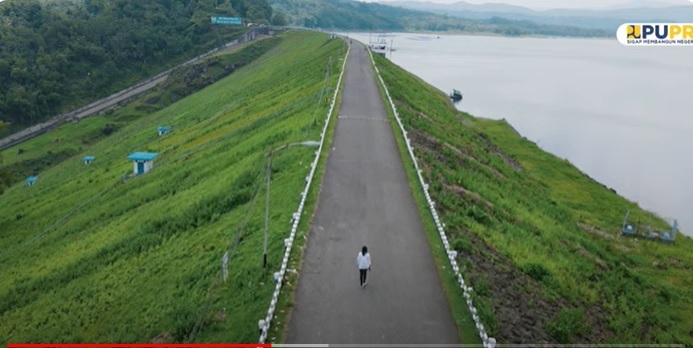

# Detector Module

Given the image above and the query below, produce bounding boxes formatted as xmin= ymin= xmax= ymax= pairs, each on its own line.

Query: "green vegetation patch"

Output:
xmin=0 ymin=37 xmax=283 ymax=188
xmin=0 ymin=0 xmax=274 ymax=131
xmin=369 ymin=55 xmax=481 ymax=344
xmin=371 ymin=53 xmax=693 ymax=344
xmin=0 ymin=31 xmax=346 ymax=344
xmin=269 ymin=0 xmax=609 ymax=37
xmin=143 ymin=37 xmax=284 ymax=114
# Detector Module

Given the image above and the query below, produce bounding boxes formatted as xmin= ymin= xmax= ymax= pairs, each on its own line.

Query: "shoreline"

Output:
xmin=341 ymin=29 xmax=613 ymax=40
xmin=347 ymin=34 xmax=689 ymax=237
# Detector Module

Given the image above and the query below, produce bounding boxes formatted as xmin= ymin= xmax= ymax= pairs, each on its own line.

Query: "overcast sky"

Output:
xmin=359 ymin=0 xmax=689 ymax=10
xmin=0 ymin=0 xmax=688 ymax=9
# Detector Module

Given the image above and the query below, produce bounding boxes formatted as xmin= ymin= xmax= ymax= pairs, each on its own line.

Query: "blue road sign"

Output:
xmin=211 ymin=16 xmax=242 ymax=25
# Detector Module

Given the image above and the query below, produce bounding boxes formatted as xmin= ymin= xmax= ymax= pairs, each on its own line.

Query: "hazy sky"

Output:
xmin=360 ymin=0 xmax=688 ymax=10
xmin=0 ymin=0 xmax=688 ymax=9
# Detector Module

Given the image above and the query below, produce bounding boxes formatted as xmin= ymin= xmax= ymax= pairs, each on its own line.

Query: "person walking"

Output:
xmin=357 ymin=245 xmax=371 ymax=288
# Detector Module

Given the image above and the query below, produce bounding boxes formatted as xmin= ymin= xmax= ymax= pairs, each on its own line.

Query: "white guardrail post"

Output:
xmin=367 ymin=50 xmax=496 ymax=348
xmin=257 ymin=39 xmax=350 ymax=344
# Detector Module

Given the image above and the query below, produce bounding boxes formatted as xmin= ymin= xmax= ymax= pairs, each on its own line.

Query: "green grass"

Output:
xmin=269 ymin=47 xmax=350 ymax=345
xmin=2 ymin=117 xmax=114 ymax=168
xmin=1 ymin=37 xmax=284 ymax=185
xmin=369 ymin=54 xmax=481 ymax=344
xmin=371 ymin=53 xmax=693 ymax=344
xmin=0 ymin=31 xmax=346 ymax=344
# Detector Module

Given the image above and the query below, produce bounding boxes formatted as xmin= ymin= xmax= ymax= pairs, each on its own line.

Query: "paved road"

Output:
xmin=285 ymin=41 xmax=460 ymax=344
xmin=71 ymin=35 xmax=268 ymax=120
xmin=74 ymin=77 xmax=168 ymax=119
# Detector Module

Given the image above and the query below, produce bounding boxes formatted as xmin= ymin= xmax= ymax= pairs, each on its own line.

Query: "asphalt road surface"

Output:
xmin=75 ymin=77 xmax=168 ymax=119
xmin=285 ymin=41 xmax=460 ymax=344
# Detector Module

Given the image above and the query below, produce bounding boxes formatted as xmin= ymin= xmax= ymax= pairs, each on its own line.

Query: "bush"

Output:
xmin=474 ymin=277 xmax=491 ymax=297
xmin=466 ymin=205 xmax=492 ymax=226
xmin=546 ymin=308 xmax=589 ymax=343
xmin=452 ymin=236 xmax=473 ymax=254
xmin=474 ymin=295 xmax=498 ymax=336
xmin=102 ymin=123 xmax=117 ymax=136
xmin=520 ymin=262 xmax=551 ymax=282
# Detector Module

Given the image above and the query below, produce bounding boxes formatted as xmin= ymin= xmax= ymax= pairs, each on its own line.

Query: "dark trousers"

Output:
xmin=359 ymin=269 xmax=368 ymax=286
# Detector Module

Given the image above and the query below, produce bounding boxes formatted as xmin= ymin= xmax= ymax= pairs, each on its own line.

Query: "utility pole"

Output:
xmin=263 ymin=149 xmax=272 ymax=269
xmin=262 ymin=141 xmax=320 ymax=269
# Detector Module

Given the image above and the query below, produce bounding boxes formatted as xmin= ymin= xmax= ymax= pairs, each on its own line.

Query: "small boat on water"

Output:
xmin=369 ymin=38 xmax=388 ymax=57
xmin=450 ymin=89 xmax=463 ymax=102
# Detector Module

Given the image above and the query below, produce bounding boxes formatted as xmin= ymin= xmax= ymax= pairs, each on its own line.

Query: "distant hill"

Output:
xmin=270 ymin=0 xmax=477 ymax=31
xmin=387 ymin=1 xmax=693 ymax=31
xmin=603 ymin=0 xmax=689 ymax=9
xmin=269 ymin=0 xmax=609 ymax=36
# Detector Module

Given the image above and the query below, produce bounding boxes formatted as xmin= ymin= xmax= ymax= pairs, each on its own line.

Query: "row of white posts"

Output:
xmin=256 ymin=42 xmax=351 ymax=344
xmin=254 ymin=37 xmax=497 ymax=347
xmin=368 ymin=50 xmax=497 ymax=348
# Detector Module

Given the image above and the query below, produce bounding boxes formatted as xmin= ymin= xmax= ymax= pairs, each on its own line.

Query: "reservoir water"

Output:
xmin=347 ymin=32 xmax=693 ymax=237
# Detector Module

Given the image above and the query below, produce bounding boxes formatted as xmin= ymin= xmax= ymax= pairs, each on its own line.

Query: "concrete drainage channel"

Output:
xmin=368 ymin=51 xmax=497 ymax=348
xmin=257 ymin=42 xmax=351 ymax=344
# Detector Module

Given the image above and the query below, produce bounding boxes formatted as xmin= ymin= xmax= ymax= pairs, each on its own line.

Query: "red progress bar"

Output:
xmin=7 ymin=345 xmax=271 ymax=348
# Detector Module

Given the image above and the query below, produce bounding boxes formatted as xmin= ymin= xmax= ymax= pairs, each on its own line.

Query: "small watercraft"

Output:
xmin=450 ymin=89 xmax=463 ymax=102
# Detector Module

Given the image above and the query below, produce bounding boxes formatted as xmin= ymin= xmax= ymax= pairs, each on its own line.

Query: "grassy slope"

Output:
xmin=368 ymin=56 xmax=480 ymax=344
xmin=371 ymin=54 xmax=693 ymax=344
xmin=271 ymin=48 xmax=348 ymax=343
xmin=0 ymin=31 xmax=346 ymax=344
xmin=1 ymin=37 xmax=283 ymax=182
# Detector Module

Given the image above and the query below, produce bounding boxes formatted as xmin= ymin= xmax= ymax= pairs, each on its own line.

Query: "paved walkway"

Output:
xmin=285 ymin=41 xmax=459 ymax=344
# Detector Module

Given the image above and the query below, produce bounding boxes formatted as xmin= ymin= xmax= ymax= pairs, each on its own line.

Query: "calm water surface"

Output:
xmin=348 ymin=32 xmax=693 ymax=236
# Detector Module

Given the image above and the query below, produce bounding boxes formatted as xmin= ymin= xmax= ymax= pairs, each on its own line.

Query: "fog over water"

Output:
xmin=347 ymin=32 xmax=693 ymax=237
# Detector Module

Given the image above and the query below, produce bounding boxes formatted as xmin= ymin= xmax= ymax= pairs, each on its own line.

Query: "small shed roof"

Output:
xmin=83 ymin=156 xmax=95 ymax=161
xmin=157 ymin=126 xmax=171 ymax=132
xmin=127 ymin=152 xmax=158 ymax=161
xmin=27 ymin=176 xmax=38 ymax=183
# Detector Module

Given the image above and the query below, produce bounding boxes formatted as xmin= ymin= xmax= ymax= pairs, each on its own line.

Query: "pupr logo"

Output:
xmin=617 ymin=23 xmax=693 ymax=46
xmin=626 ymin=25 xmax=641 ymax=39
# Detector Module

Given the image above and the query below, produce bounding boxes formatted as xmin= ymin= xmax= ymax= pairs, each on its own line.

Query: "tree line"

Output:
xmin=0 ymin=0 xmax=275 ymax=133
xmin=268 ymin=0 xmax=610 ymax=36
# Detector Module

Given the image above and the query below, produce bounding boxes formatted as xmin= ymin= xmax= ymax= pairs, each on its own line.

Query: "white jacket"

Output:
xmin=357 ymin=252 xmax=371 ymax=270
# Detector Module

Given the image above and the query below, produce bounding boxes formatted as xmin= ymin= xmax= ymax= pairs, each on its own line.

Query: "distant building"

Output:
xmin=157 ymin=126 xmax=171 ymax=136
xmin=83 ymin=156 xmax=95 ymax=165
xmin=127 ymin=152 xmax=158 ymax=175
xmin=26 ymin=176 xmax=38 ymax=187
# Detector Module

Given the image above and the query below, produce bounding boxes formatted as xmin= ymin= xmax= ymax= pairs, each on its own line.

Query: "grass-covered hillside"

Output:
xmin=0 ymin=31 xmax=346 ymax=344
xmin=1 ymin=36 xmax=285 ymax=188
xmin=372 ymin=54 xmax=693 ymax=344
